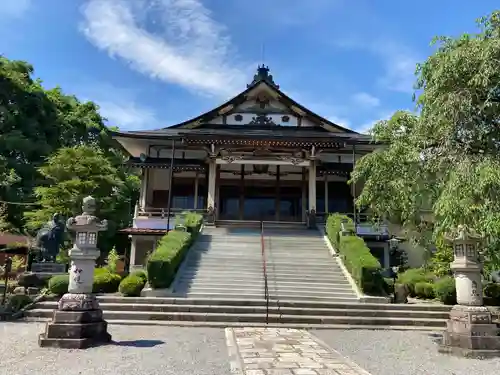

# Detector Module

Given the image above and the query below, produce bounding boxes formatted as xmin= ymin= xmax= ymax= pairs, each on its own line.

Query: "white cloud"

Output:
xmin=335 ymin=38 xmax=420 ymax=94
xmin=0 ymin=0 xmax=31 ymax=18
xmin=352 ymin=92 xmax=380 ymax=108
xmin=97 ymin=100 xmax=159 ymax=130
xmin=75 ymin=82 xmax=161 ymax=130
xmin=80 ymin=0 xmax=247 ymax=98
xmin=327 ymin=115 xmax=351 ymax=129
xmin=353 ymin=110 xmax=395 ymax=134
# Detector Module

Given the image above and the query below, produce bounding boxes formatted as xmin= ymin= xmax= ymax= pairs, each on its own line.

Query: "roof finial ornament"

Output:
xmin=247 ymin=64 xmax=279 ymax=89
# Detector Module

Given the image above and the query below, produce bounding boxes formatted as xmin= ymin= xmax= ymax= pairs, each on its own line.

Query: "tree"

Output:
xmin=25 ymin=145 xmax=139 ymax=253
xmin=0 ymin=56 xmax=121 ymax=230
xmin=351 ymin=11 xmax=500 ymax=267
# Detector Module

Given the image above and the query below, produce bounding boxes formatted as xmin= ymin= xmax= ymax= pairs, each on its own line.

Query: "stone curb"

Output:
xmin=225 ymin=327 xmax=245 ymax=375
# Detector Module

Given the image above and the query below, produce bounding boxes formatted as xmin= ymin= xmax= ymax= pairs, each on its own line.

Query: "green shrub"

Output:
xmin=414 ymin=282 xmax=435 ymax=299
xmin=48 ymin=268 xmax=122 ymax=295
xmin=484 ymin=282 xmax=500 ymax=299
xmin=119 ymin=274 xmax=146 ymax=297
xmin=48 ymin=275 xmax=69 ymax=295
xmin=484 ymin=283 xmax=500 ymax=306
xmin=326 ymin=213 xmax=386 ymax=295
xmin=147 ymin=230 xmax=192 ymax=289
xmin=434 ymin=276 xmax=457 ymax=305
xmin=397 ymin=268 xmax=435 ymax=297
xmin=130 ymin=269 xmax=147 ymax=283
xmin=146 ymin=212 xmax=202 ymax=290
xmin=106 ymin=247 xmax=120 ymax=274
xmin=93 ymin=268 xmax=122 ymax=293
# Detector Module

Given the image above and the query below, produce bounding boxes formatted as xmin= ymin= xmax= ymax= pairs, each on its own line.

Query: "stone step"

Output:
xmin=179 ymin=270 xmax=347 ymax=280
xmin=182 ymin=262 xmax=342 ymax=270
xmin=176 ymin=280 xmax=353 ymax=289
xmin=179 ymin=272 xmax=347 ymax=282
xmin=181 ymin=292 xmax=358 ymax=302
xmin=179 ymin=286 xmax=355 ymax=296
xmin=180 ymin=291 xmax=357 ymax=301
xmin=30 ymin=302 xmax=450 ymax=319
xmin=180 ymin=280 xmax=353 ymax=290
xmin=24 ymin=317 xmax=445 ymax=331
xmin=84 ymin=296 xmax=453 ymax=312
xmin=24 ymin=309 xmax=447 ymax=327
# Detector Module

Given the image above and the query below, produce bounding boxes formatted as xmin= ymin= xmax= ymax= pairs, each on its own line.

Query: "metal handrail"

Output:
xmin=260 ymin=220 xmax=269 ymax=324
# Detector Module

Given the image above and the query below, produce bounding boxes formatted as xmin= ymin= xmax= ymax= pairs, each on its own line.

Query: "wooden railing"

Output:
xmin=137 ymin=206 xmax=206 ymax=218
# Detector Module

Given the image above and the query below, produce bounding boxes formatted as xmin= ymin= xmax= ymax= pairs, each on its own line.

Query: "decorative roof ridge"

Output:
xmin=247 ymin=65 xmax=279 ymax=89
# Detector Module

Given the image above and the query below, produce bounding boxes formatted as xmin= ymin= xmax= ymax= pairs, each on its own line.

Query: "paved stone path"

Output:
xmin=226 ymin=327 xmax=371 ymax=375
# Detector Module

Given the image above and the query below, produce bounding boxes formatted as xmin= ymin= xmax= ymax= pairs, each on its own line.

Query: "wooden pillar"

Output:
xmin=215 ymin=165 xmax=221 ymax=219
xmin=207 ymin=159 xmax=217 ymax=209
xmin=301 ymin=168 xmax=307 ymax=222
xmin=193 ymin=171 xmax=199 ymax=209
xmin=308 ymin=160 xmax=317 ymax=212
xmin=239 ymin=165 xmax=245 ymax=220
xmin=139 ymin=168 xmax=149 ymax=210
xmin=324 ymin=174 xmax=329 ymax=214
xmin=129 ymin=237 xmax=137 ymax=268
xmin=275 ymin=165 xmax=281 ymax=221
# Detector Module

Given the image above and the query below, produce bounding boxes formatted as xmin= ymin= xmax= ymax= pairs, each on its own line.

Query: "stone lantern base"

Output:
xmin=38 ymin=294 xmax=112 ymax=349
xmin=438 ymin=305 xmax=500 ymax=358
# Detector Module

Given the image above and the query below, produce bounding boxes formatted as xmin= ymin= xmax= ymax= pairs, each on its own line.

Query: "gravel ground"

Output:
xmin=0 ymin=323 xmax=232 ymax=375
xmin=312 ymin=329 xmax=500 ymax=375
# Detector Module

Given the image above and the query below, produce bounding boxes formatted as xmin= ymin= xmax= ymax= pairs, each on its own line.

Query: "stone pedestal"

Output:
xmin=39 ymin=196 xmax=112 ymax=349
xmin=439 ymin=305 xmax=500 ymax=358
xmin=439 ymin=225 xmax=500 ymax=358
xmin=39 ymin=306 xmax=111 ymax=349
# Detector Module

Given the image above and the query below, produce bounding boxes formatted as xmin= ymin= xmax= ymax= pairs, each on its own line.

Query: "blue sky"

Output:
xmin=1 ymin=1 xmax=497 ymax=132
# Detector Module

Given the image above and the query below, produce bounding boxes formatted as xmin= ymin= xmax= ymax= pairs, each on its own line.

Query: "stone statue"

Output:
xmin=35 ymin=213 xmax=66 ymax=262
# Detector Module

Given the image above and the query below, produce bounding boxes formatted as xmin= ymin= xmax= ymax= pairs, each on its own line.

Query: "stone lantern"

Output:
xmin=39 ymin=196 xmax=112 ymax=349
xmin=439 ymin=225 xmax=500 ymax=358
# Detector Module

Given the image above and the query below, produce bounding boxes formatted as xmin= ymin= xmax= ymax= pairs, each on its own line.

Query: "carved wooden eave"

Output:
xmin=218 ymin=104 xmax=234 ymax=115
xmin=290 ymin=105 xmax=306 ymax=116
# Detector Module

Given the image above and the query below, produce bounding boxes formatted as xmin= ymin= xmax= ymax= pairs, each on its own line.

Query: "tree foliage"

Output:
xmin=351 ymin=11 xmax=500 ymax=265
xmin=0 ymin=56 xmax=139 ymax=250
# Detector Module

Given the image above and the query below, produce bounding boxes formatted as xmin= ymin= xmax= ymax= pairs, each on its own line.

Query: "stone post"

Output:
xmin=439 ymin=225 xmax=500 ymax=358
xmin=39 ymin=196 xmax=112 ymax=349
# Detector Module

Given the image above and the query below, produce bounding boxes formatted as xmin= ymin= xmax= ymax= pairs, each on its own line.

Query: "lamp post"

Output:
xmin=439 ymin=225 xmax=500 ymax=358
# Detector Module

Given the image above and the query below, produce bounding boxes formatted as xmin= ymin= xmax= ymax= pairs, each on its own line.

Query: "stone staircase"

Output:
xmin=24 ymin=296 xmax=450 ymax=329
xmin=24 ymin=223 xmax=451 ymax=329
xmin=171 ymin=226 xmax=265 ymax=299
xmin=264 ymin=227 xmax=358 ymax=303
xmin=172 ymin=225 xmax=358 ymax=303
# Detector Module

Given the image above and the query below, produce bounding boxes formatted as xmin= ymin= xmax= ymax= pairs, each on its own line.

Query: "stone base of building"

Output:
xmin=439 ymin=305 xmax=500 ymax=358
xmin=39 ymin=295 xmax=112 ymax=349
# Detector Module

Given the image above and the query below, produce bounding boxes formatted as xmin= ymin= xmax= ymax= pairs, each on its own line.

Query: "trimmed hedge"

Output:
xmin=130 ymin=269 xmax=147 ymax=283
xmin=48 ymin=268 xmax=122 ymax=295
xmin=397 ymin=268 xmax=435 ymax=297
xmin=434 ymin=276 xmax=456 ymax=305
xmin=414 ymin=282 xmax=435 ymax=299
xmin=93 ymin=268 xmax=122 ymax=293
xmin=147 ymin=230 xmax=192 ymax=289
xmin=326 ymin=213 xmax=386 ymax=295
xmin=119 ymin=274 xmax=146 ymax=297
xmin=147 ymin=212 xmax=203 ymax=289
xmin=48 ymin=274 xmax=69 ymax=296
